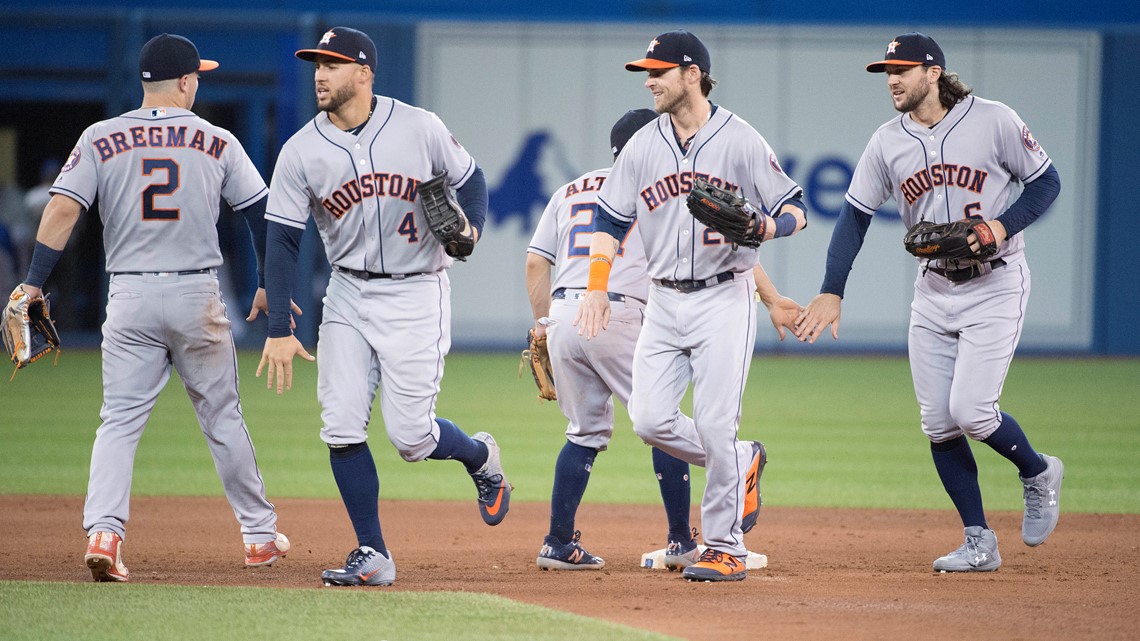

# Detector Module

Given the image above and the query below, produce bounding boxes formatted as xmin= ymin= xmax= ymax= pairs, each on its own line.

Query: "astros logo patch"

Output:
xmin=319 ymin=30 xmax=336 ymax=45
xmin=769 ymin=153 xmax=783 ymax=174
xmin=887 ymin=40 xmax=900 ymax=55
xmin=62 ymin=145 xmax=81 ymax=172
xmin=647 ymin=38 xmax=660 ymax=53
xmin=1021 ymin=125 xmax=1041 ymax=152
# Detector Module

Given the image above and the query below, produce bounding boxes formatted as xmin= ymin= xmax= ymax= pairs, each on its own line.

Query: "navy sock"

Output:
xmin=328 ymin=442 xmax=386 ymax=555
xmin=426 ymin=418 xmax=488 ymax=473
xmin=549 ymin=441 xmax=597 ymax=544
xmin=930 ymin=436 xmax=988 ymax=529
xmin=982 ymin=412 xmax=1047 ymax=478
xmin=652 ymin=447 xmax=692 ymax=543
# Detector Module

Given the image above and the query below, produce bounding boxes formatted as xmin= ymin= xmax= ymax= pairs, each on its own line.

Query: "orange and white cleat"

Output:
xmin=245 ymin=532 xmax=291 ymax=567
xmin=85 ymin=531 xmax=129 ymax=582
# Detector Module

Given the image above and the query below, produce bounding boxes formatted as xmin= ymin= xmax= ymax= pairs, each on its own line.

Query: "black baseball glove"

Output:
xmin=417 ymin=170 xmax=475 ymax=261
xmin=3 ymin=287 xmax=61 ymax=375
xmin=903 ymin=219 xmax=999 ymax=261
xmin=686 ymin=177 xmax=768 ymax=249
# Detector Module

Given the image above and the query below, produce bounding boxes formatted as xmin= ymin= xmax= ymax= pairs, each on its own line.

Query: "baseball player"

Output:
xmin=11 ymin=34 xmax=289 ymax=582
xmin=257 ymin=27 xmax=507 ymax=587
xmin=794 ymin=33 xmax=1064 ymax=572
xmin=527 ymin=108 xmax=700 ymax=571
xmin=576 ymin=30 xmax=807 ymax=582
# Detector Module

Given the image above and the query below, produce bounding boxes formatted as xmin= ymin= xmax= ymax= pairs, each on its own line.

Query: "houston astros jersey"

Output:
xmin=266 ymin=95 xmax=475 ymax=275
xmin=528 ymin=168 xmax=649 ymax=302
xmin=50 ymin=107 xmax=268 ymax=272
xmin=598 ymin=107 xmax=801 ymax=282
xmin=846 ymin=95 xmax=1051 ymax=267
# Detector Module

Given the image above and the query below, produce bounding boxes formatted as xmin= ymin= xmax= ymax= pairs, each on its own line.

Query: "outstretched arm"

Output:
xmin=794 ymin=201 xmax=872 ymax=343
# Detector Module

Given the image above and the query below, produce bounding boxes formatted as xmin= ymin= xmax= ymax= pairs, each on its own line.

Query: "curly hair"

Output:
xmin=700 ymin=71 xmax=717 ymax=97
xmin=936 ymin=70 xmax=972 ymax=110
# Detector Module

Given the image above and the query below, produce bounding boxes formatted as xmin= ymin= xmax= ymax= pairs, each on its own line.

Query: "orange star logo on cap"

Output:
xmin=319 ymin=30 xmax=336 ymax=45
xmin=647 ymin=38 xmax=660 ymax=53
xmin=886 ymin=40 xmax=900 ymax=54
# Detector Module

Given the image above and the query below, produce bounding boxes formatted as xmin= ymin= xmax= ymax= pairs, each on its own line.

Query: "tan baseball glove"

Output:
xmin=519 ymin=328 xmax=556 ymax=402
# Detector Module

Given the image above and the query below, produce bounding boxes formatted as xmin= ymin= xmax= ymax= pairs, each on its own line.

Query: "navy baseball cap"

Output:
xmin=866 ymin=32 xmax=946 ymax=73
xmin=625 ymin=30 xmax=711 ymax=74
xmin=610 ymin=108 xmax=658 ymax=157
xmin=139 ymin=34 xmax=218 ymax=82
xmin=296 ymin=27 xmax=377 ymax=71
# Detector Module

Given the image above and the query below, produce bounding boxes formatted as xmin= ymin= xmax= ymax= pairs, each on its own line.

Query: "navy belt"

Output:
xmin=928 ymin=258 xmax=1007 ymax=283
xmin=552 ymin=288 xmax=625 ymax=302
xmin=335 ymin=265 xmax=425 ymax=280
xmin=653 ymin=271 xmax=735 ymax=293
xmin=111 ymin=268 xmax=212 ymax=276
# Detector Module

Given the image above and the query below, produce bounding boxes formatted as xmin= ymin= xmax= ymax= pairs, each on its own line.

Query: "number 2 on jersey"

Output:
xmin=567 ymin=203 xmax=632 ymax=258
xmin=141 ymin=158 xmax=180 ymax=221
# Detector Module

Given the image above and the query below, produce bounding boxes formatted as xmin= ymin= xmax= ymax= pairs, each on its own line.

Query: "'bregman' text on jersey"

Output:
xmin=899 ymin=163 xmax=988 ymax=205
xmin=92 ymin=126 xmax=228 ymax=163
xmin=322 ymin=173 xmax=421 ymax=219
xmin=640 ymin=172 xmax=738 ymax=212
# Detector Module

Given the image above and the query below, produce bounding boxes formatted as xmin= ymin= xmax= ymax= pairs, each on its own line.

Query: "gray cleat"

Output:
xmin=933 ymin=526 xmax=1002 ymax=572
xmin=1020 ymin=453 xmax=1064 ymax=547
xmin=321 ymin=546 xmax=396 ymax=586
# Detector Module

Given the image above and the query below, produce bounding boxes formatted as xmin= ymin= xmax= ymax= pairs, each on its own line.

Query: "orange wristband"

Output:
xmin=587 ymin=254 xmax=612 ymax=291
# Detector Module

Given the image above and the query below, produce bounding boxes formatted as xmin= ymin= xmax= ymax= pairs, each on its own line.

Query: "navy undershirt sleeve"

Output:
xmin=24 ymin=242 xmax=64 ymax=288
xmin=594 ymin=206 xmax=632 ymax=239
xmin=237 ymin=195 xmax=269 ymax=288
xmin=456 ymin=164 xmax=487 ymax=238
xmin=995 ymin=164 xmax=1060 ymax=238
xmin=773 ymin=197 xmax=806 ymax=238
xmin=820 ymin=201 xmax=873 ymax=298
xmin=265 ymin=221 xmax=304 ymax=338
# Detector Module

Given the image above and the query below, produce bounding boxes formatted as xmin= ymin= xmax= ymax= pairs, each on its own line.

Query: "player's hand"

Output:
xmin=246 ymin=288 xmax=303 ymax=330
xmin=764 ymin=295 xmax=803 ymax=341
xmin=256 ymin=335 xmax=315 ymax=395
xmin=11 ymin=284 xmax=43 ymax=301
xmin=794 ymin=293 xmax=842 ymax=343
xmin=532 ymin=321 xmax=548 ymax=340
xmin=573 ymin=290 xmax=611 ymax=340
xmin=968 ymin=219 xmax=1008 ymax=253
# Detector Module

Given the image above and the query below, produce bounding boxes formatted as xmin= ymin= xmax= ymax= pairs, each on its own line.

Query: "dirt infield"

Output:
xmin=3 ymin=495 xmax=1137 ymax=640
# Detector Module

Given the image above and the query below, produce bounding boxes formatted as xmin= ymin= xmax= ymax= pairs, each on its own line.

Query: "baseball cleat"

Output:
xmin=682 ymin=548 xmax=747 ymax=582
xmin=536 ymin=530 xmax=605 ymax=571
xmin=470 ymin=432 xmax=512 ymax=526
xmin=1020 ymin=453 xmax=1064 ymax=547
xmin=321 ymin=546 xmax=396 ymax=587
xmin=85 ymin=531 xmax=129 ymax=582
xmin=741 ymin=441 xmax=767 ymax=534
xmin=664 ymin=529 xmax=700 ymax=571
xmin=933 ymin=526 xmax=1001 ymax=572
xmin=245 ymin=531 xmax=291 ymax=567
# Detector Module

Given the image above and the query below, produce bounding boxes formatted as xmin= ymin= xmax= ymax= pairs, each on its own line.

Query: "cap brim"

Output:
xmin=295 ymin=49 xmax=358 ymax=64
xmin=198 ymin=59 xmax=219 ymax=72
xmin=866 ymin=59 xmax=923 ymax=73
xmin=625 ymin=58 xmax=680 ymax=72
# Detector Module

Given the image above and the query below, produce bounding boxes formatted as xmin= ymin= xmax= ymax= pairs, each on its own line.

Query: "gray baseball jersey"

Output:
xmin=51 ymin=107 xmax=268 ymax=272
xmin=846 ymin=95 xmax=1050 ymax=441
xmin=54 ymin=106 xmax=278 ymax=545
xmin=597 ymin=107 xmax=798 ymax=558
xmin=266 ymin=95 xmax=474 ymax=275
xmin=598 ymin=109 xmax=800 ymax=281
xmin=266 ymin=95 xmax=475 ymax=459
xmin=527 ymin=167 xmax=646 ymax=448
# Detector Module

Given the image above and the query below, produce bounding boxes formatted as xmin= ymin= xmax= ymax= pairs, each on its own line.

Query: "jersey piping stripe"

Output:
xmin=845 ymin=193 xmax=878 ymax=216
xmin=990 ymin=261 xmax=1030 ymax=420
xmin=686 ymin=112 xmax=734 ymax=281
xmin=48 ymin=186 xmax=91 ymax=210
xmin=221 ymin=295 xmax=272 ymax=506
xmin=729 ymin=281 xmax=756 ymax=549
xmin=936 ymin=97 xmax=975 ymax=223
xmin=1022 ymin=158 xmax=1052 ymax=184
xmin=897 ymin=117 xmax=937 ymax=221
xmin=265 ymin=212 xmax=307 ymax=230
xmin=526 ymin=245 xmax=557 ymax=262
xmin=231 ymin=186 xmax=269 ymax=212
xmin=361 ymin=98 xmax=396 ymax=273
xmin=430 ymin=272 xmax=448 ymax=395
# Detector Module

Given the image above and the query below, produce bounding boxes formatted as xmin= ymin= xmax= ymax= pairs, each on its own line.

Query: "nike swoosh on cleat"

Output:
xmin=485 ymin=485 xmax=505 ymax=515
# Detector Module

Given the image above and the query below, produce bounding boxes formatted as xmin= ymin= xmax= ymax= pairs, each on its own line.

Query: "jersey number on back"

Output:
xmin=141 ymin=158 xmax=179 ymax=221
xmin=567 ymin=203 xmax=633 ymax=258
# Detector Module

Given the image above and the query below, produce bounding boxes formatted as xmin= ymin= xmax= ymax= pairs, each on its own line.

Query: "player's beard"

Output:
xmin=895 ymin=82 xmax=930 ymax=113
xmin=319 ymin=83 xmax=356 ymax=114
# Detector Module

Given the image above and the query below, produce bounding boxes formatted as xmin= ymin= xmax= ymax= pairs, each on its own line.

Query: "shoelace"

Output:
xmin=1023 ymin=478 xmax=1045 ymax=519
xmin=667 ymin=527 xmax=700 ymax=554
xmin=696 ymin=548 xmax=725 ymax=564
xmin=344 ymin=548 xmax=377 ymax=572
xmin=472 ymin=471 xmax=504 ymax=503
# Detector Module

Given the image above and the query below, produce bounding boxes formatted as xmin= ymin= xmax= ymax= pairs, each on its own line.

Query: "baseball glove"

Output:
xmin=686 ymin=177 xmax=768 ymax=249
xmin=519 ymin=328 xmax=556 ymax=402
xmin=903 ymin=219 xmax=999 ymax=261
xmin=417 ymin=170 xmax=475 ymax=261
xmin=3 ymin=287 xmax=61 ymax=376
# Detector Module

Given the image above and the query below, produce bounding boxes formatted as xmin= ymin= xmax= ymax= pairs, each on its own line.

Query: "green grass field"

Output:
xmin=2 ymin=350 xmax=1137 ymax=640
